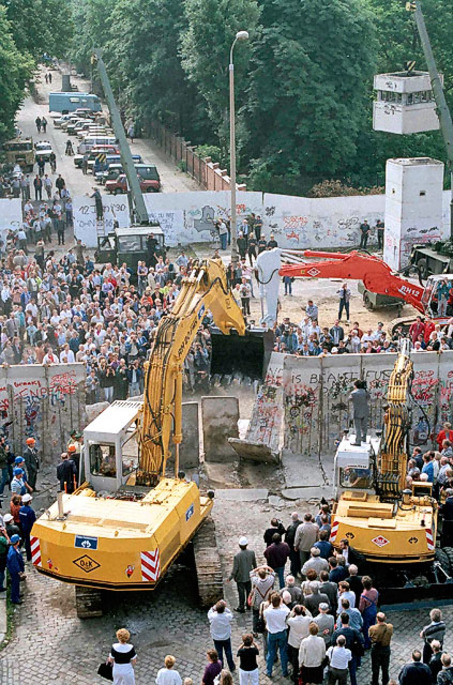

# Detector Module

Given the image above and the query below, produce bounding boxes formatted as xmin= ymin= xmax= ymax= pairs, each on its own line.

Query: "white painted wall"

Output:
xmin=0 ymin=198 xmax=22 ymax=243
xmin=71 ymin=186 xmax=452 ymax=250
xmin=73 ymin=195 xmax=130 ymax=246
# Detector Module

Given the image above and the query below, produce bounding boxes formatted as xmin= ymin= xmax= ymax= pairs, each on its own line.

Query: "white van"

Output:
xmin=77 ymin=135 xmax=117 ymax=155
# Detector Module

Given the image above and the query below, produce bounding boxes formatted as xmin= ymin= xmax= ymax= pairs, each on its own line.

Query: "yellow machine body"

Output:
xmin=331 ymin=344 xmax=438 ymax=566
xmin=32 ymin=479 xmax=213 ymax=589
xmin=331 ymin=490 xmax=437 ymax=564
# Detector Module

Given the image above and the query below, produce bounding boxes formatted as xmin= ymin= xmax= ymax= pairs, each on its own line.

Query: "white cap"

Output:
xmin=22 ymin=494 xmax=32 ymax=503
xmin=239 ymin=536 xmax=248 ymax=546
xmin=3 ymin=514 xmax=13 ymax=522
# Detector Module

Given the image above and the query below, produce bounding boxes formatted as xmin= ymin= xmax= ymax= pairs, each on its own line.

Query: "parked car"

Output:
xmin=73 ymin=144 xmax=120 ymax=168
xmin=34 ymin=141 xmax=54 ymax=163
xmin=106 ymin=165 xmax=161 ymax=194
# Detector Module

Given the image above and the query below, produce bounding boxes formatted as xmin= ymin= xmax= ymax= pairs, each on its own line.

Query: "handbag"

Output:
xmin=247 ymin=589 xmax=256 ymax=607
xmin=256 ymin=615 xmax=265 ymax=633
xmin=97 ymin=661 xmax=113 ymax=681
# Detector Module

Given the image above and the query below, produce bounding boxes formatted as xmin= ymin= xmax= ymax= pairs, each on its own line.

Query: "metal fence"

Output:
xmin=147 ymin=120 xmax=232 ymax=191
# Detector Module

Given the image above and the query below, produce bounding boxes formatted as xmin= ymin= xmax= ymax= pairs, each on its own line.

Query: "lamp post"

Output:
xmin=229 ymin=30 xmax=249 ymax=263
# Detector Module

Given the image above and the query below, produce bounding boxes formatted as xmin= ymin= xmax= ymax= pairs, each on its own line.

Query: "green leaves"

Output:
xmin=0 ymin=6 xmax=33 ymax=140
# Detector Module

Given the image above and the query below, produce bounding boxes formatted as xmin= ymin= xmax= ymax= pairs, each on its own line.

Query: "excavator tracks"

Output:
xmin=193 ymin=517 xmax=224 ymax=607
xmin=75 ymin=585 xmax=103 ymax=618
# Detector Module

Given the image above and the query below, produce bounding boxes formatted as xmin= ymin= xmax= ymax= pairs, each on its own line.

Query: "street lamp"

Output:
xmin=229 ymin=30 xmax=249 ymax=263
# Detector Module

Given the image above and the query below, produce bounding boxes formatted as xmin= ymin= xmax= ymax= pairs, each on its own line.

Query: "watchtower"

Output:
xmin=373 ymin=71 xmax=441 ymax=135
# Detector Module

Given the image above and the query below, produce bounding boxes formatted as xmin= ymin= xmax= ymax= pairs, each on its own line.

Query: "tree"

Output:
xmin=181 ymin=0 xmax=261 ymax=152
xmin=107 ymin=0 xmax=197 ymax=132
xmin=1 ymin=0 xmax=73 ymax=60
xmin=0 ymin=6 xmax=33 ymax=140
xmin=244 ymin=0 xmax=378 ymax=194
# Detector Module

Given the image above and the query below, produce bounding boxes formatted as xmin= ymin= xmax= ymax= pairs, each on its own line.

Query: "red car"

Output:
xmin=106 ymin=165 xmax=161 ymax=194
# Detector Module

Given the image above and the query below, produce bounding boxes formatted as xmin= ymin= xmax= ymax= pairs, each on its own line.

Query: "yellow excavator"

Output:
xmin=331 ymin=342 xmax=453 ymax=602
xmin=31 ymin=259 xmax=245 ymax=616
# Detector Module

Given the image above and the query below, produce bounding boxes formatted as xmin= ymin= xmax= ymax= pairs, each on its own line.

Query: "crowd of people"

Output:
xmin=0 ymin=234 xmax=219 ymax=400
xmin=221 ymin=506 xmax=452 ymax=685
xmin=272 ymin=295 xmax=453 ymax=357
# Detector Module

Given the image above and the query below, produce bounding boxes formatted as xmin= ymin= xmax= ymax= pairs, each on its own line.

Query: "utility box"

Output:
xmin=61 ymin=74 xmax=72 ymax=92
xmin=373 ymin=71 xmax=442 ymax=134
xmin=384 ymin=157 xmax=445 ymax=271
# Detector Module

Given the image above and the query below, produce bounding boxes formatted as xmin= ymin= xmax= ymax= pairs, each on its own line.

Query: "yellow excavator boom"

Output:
xmin=137 ymin=258 xmax=245 ymax=480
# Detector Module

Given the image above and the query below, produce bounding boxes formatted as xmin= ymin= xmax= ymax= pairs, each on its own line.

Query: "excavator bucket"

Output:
xmin=209 ymin=328 xmax=273 ymax=380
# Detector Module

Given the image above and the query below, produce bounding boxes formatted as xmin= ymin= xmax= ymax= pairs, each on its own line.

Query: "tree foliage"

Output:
xmin=0 ymin=6 xmax=33 ymax=140
xmin=66 ymin=0 xmax=453 ymax=194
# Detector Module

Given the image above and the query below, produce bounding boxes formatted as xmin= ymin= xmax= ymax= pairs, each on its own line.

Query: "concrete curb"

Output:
xmin=0 ymin=577 xmax=7 ymax=645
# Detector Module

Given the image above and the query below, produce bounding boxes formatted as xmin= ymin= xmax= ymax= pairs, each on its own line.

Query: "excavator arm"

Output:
xmin=137 ymin=259 xmax=245 ymax=482
xmin=279 ymin=250 xmax=426 ymax=313
xmin=377 ymin=343 xmax=413 ymax=498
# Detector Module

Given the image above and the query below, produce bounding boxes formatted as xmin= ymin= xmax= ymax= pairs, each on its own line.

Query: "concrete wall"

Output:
xmin=201 ymin=396 xmax=239 ymax=463
xmin=72 ymin=188 xmax=452 ymax=250
xmin=0 ymin=364 xmax=86 ymax=464
xmin=247 ymin=352 xmax=453 ymax=458
xmin=0 ymin=198 xmax=22 ymax=242
xmin=179 ymin=401 xmax=200 ymax=470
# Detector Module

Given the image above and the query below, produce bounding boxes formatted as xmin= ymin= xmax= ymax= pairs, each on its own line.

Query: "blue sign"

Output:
xmin=75 ymin=535 xmax=98 ymax=550
xmin=185 ymin=504 xmax=194 ymax=521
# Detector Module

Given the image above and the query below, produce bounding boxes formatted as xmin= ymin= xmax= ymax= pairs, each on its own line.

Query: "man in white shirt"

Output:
xmin=263 ymin=594 xmax=290 ymax=677
xmin=327 ymin=634 xmax=352 ymax=683
xmin=207 ymin=600 xmax=235 ymax=672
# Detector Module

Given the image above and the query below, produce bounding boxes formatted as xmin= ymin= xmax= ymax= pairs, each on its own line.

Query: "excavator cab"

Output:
xmin=333 ymin=433 xmax=380 ymax=500
xmin=83 ymin=400 xmax=141 ymax=493
xmin=420 ymin=274 xmax=453 ymax=317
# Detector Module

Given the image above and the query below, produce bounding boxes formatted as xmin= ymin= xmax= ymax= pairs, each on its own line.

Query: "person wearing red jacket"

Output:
xmin=436 ymin=422 xmax=453 ymax=451
xmin=409 ymin=316 xmax=425 ymax=344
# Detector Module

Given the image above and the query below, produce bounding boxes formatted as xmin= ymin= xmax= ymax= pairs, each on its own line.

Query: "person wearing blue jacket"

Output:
xmin=7 ymin=534 xmax=24 ymax=604
xmin=19 ymin=494 xmax=36 ymax=561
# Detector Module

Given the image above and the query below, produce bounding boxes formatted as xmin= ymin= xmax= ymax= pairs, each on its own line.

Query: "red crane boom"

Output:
xmin=279 ymin=250 xmax=425 ymax=313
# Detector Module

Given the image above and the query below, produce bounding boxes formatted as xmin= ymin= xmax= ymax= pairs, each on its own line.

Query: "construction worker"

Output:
xmin=7 ymin=534 xmax=24 ymax=604
xmin=23 ymin=438 xmax=39 ymax=491
xmin=67 ymin=440 xmax=80 ymax=479
xmin=19 ymin=494 xmax=36 ymax=561
xmin=349 ymin=380 xmax=370 ymax=446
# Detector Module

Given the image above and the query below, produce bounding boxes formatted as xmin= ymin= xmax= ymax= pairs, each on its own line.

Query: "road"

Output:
xmin=15 ymin=66 xmax=199 ymax=207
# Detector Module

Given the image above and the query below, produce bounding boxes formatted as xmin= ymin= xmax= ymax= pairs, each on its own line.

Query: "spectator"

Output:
xmin=228 ymin=537 xmax=257 ymax=614
xmin=314 ymin=530 xmax=333 ymax=560
xmin=332 ymin=612 xmax=364 ymax=685
xmin=280 ymin=575 xmax=302 ymax=605
xmin=319 ymin=570 xmax=338 ymax=611
xmin=429 ymin=641 xmax=444 ymax=684
xmin=249 ymin=566 xmax=275 ymax=636
xmin=298 ymin=622 xmax=326 ymax=685
xmin=359 ymin=576 xmax=378 ymax=649
xmin=294 ymin=513 xmax=319 ymax=570
xmin=326 ymin=634 xmax=352 ymax=685
xmin=302 ymin=547 xmax=329 ymax=577
xmin=285 ymin=512 xmax=302 ymax=577
xmin=369 ymin=612 xmax=393 ymax=685
xmin=155 ymin=656 xmax=182 ymax=685
xmin=263 ymin=593 xmax=290 ymax=677
xmin=437 ymin=653 xmax=453 ymax=685
xmin=329 ymin=557 xmax=348 ymax=584
xmin=345 ymin=565 xmax=363 ymax=607
xmin=314 ymin=602 xmax=335 ymax=648
xmin=207 ymin=600 xmax=235 ymax=672
xmin=236 ymin=633 xmax=259 ymax=685
xmin=399 ymin=650 xmax=432 ymax=685
xmin=201 ymin=650 xmax=222 ymax=685
xmin=337 ymin=581 xmax=356 ymax=611
xmin=264 ymin=517 xmax=286 ymax=546
xmin=420 ymin=609 xmax=446 ymax=665
xmin=287 ymin=605 xmax=314 ymax=682
xmin=303 ymin=582 xmax=330 ymax=617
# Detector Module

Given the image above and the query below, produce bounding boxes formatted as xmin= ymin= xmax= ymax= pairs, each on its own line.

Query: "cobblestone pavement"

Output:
xmin=1 ymin=497 xmax=453 ymax=683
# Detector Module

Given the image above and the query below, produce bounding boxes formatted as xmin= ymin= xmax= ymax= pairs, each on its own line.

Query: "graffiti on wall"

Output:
xmin=249 ymin=352 xmax=453 ymax=458
xmin=0 ymin=366 xmax=85 ymax=463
